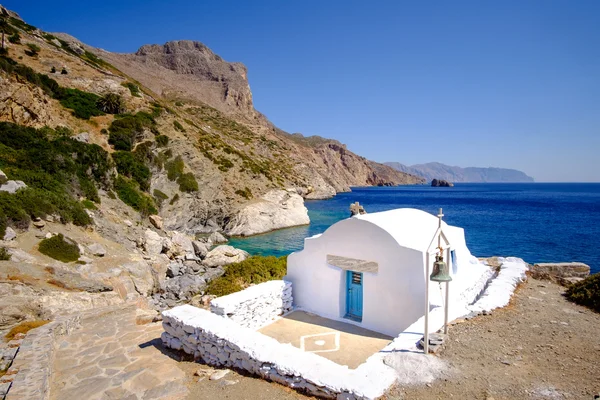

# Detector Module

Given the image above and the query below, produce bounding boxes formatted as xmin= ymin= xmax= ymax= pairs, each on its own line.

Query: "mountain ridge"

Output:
xmin=385 ymin=161 xmax=534 ymax=183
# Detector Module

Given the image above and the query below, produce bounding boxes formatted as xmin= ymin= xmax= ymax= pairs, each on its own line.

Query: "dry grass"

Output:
xmin=4 ymin=274 xmax=38 ymax=286
xmin=4 ymin=320 xmax=50 ymax=341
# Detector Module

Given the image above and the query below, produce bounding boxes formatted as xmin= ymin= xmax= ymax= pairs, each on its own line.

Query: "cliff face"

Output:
xmin=95 ymin=40 xmax=425 ymax=202
xmin=385 ymin=162 xmax=534 ymax=183
xmin=111 ymin=41 xmax=255 ymax=118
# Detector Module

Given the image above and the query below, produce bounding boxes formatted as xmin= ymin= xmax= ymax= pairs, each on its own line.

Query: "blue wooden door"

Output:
xmin=346 ymin=271 xmax=363 ymax=320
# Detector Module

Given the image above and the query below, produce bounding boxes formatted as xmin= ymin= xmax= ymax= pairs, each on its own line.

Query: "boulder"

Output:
xmin=121 ymin=261 xmax=155 ymax=296
xmin=162 ymin=274 xmax=207 ymax=301
xmin=169 ymin=231 xmax=195 ymax=256
xmin=0 ymin=180 xmax=27 ymax=193
xmin=0 ymin=169 xmax=7 ymax=185
xmin=149 ymin=215 xmax=163 ymax=229
xmin=124 ymin=220 xmax=133 ymax=227
xmin=73 ymin=132 xmax=90 ymax=143
xmin=192 ymin=241 xmax=209 ymax=259
xmin=209 ymin=232 xmax=228 ymax=244
xmin=431 ymin=179 xmax=454 ymax=187
xmin=2 ymin=227 xmax=16 ymax=241
xmin=167 ymin=262 xmax=183 ymax=278
xmin=225 ymin=189 xmax=310 ymax=236
xmin=202 ymin=245 xmax=249 ymax=268
xmin=87 ymin=243 xmax=106 ymax=257
xmin=32 ymin=218 xmax=45 ymax=228
xmin=144 ymin=229 xmax=165 ymax=255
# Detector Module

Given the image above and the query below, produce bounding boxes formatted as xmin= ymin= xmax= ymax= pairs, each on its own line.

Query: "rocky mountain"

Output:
xmin=385 ymin=162 xmax=534 ymax=183
xmin=0 ymin=6 xmax=424 ymax=339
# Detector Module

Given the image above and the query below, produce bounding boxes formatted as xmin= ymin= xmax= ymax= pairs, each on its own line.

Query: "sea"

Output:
xmin=229 ymin=183 xmax=600 ymax=274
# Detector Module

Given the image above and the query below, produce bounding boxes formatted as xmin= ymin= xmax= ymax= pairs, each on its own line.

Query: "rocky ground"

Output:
xmin=8 ymin=277 xmax=593 ymax=400
xmin=389 ymin=278 xmax=600 ymax=400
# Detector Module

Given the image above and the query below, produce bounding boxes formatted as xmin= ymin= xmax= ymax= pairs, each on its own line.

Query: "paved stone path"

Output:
xmin=50 ymin=305 xmax=188 ymax=400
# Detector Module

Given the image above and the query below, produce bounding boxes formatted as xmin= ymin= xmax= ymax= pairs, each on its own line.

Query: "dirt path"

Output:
xmin=388 ymin=278 xmax=600 ymax=400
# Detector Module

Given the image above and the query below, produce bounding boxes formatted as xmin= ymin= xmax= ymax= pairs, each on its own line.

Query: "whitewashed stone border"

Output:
xmin=161 ymin=259 xmax=528 ymax=398
xmin=162 ymin=305 xmax=397 ymax=399
xmin=210 ymin=280 xmax=292 ymax=329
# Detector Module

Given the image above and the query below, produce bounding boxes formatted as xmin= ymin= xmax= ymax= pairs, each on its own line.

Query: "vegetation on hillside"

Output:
xmin=38 ymin=234 xmax=80 ymax=262
xmin=121 ymin=81 xmax=140 ymax=97
xmin=0 ymin=55 xmax=111 ymax=119
xmin=0 ymin=247 xmax=10 ymax=261
xmin=565 ymin=273 xmax=600 ymax=312
xmin=108 ymin=112 xmax=157 ymax=151
xmin=97 ymin=93 xmax=125 ymax=114
xmin=206 ymin=256 xmax=287 ymax=296
xmin=0 ymin=123 xmax=113 ymax=236
xmin=114 ymin=176 xmax=157 ymax=216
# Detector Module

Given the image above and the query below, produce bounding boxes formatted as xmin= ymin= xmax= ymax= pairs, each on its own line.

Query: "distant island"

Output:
xmin=385 ymin=162 xmax=534 ymax=183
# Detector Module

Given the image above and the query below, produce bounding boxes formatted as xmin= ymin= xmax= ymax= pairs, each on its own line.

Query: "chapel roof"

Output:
xmin=353 ymin=208 xmax=452 ymax=253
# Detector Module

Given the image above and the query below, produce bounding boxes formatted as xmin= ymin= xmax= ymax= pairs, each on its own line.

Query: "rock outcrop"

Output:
xmin=0 ymin=180 xmax=27 ymax=193
xmin=531 ymin=262 xmax=591 ymax=286
xmin=203 ymin=245 xmax=249 ymax=268
xmin=225 ymin=189 xmax=309 ymax=236
xmin=431 ymin=179 xmax=454 ymax=187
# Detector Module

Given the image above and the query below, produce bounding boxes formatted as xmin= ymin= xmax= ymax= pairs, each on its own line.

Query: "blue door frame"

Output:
xmin=346 ymin=271 xmax=363 ymax=321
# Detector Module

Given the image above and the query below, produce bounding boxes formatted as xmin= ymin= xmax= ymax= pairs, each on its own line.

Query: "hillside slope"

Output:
xmin=385 ymin=162 xmax=534 ymax=183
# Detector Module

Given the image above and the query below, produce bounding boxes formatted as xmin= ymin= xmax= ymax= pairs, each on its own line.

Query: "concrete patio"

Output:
xmin=258 ymin=311 xmax=393 ymax=369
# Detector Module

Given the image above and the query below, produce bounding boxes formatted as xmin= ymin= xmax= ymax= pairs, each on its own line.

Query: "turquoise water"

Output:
xmin=229 ymin=183 xmax=600 ymax=274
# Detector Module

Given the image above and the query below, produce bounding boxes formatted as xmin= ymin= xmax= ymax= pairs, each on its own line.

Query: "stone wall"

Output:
xmin=531 ymin=262 xmax=590 ymax=285
xmin=210 ymin=280 xmax=292 ymax=329
xmin=161 ymin=305 xmax=397 ymax=400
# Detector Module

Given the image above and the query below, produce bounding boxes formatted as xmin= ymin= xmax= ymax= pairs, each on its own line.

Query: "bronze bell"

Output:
xmin=430 ymin=254 xmax=452 ymax=282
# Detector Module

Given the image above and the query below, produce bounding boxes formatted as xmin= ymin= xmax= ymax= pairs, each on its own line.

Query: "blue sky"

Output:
xmin=6 ymin=1 xmax=600 ymax=181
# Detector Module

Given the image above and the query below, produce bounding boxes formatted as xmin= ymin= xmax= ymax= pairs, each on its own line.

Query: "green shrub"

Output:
xmin=80 ymin=50 xmax=112 ymax=69
xmin=155 ymin=135 xmax=169 ymax=147
xmin=8 ymin=32 xmax=20 ymax=44
xmin=96 ymin=93 xmax=125 ymax=114
xmin=175 ymin=101 xmax=184 ymax=107
xmin=565 ymin=273 xmax=600 ymax=312
xmin=169 ymin=193 xmax=179 ymax=205
xmin=122 ymin=82 xmax=140 ymax=97
xmin=25 ymin=43 xmax=40 ymax=57
xmin=81 ymin=199 xmax=97 ymax=210
xmin=114 ymin=176 xmax=157 ymax=216
xmin=153 ymin=189 xmax=168 ymax=208
xmin=0 ymin=247 xmax=10 ymax=261
xmin=61 ymin=68 xmax=67 ymax=75
xmin=173 ymin=120 xmax=185 ymax=132
xmin=58 ymin=88 xmax=104 ymax=119
xmin=50 ymin=66 xmax=56 ymax=73
xmin=177 ymin=172 xmax=198 ymax=192
xmin=165 ymin=155 xmax=184 ymax=181
xmin=108 ymin=112 xmax=156 ymax=151
xmin=235 ymin=187 xmax=253 ymax=199
xmin=206 ymin=256 xmax=287 ymax=296
xmin=112 ymin=151 xmax=151 ymax=191
xmin=38 ymin=234 xmax=80 ymax=262
xmin=9 ymin=17 xmax=36 ymax=33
